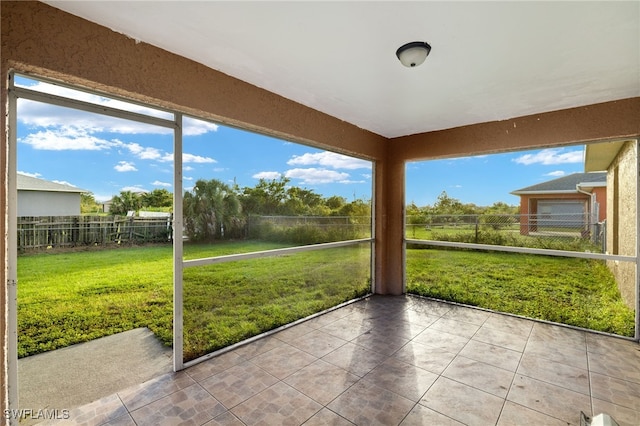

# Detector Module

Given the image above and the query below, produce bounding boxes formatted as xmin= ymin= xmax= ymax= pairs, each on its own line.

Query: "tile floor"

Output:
xmin=41 ymin=295 xmax=640 ymax=426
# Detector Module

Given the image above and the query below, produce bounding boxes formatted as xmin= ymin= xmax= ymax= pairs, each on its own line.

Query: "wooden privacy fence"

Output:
xmin=17 ymin=215 xmax=173 ymax=250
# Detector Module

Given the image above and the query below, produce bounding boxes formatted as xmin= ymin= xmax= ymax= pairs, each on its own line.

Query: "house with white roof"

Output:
xmin=17 ymin=174 xmax=88 ymax=217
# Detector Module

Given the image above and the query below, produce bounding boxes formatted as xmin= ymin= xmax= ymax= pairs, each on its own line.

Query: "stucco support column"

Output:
xmin=374 ymin=153 xmax=405 ymax=295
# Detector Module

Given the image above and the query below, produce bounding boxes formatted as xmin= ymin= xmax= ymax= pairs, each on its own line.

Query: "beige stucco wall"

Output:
xmin=2 ymin=1 xmax=640 ymax=420
xmin=606 ymin=141 xmax=637 ymax=308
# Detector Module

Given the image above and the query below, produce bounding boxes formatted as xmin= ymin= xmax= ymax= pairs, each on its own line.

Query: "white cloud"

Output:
xmin=160 ymin=153 xmax=216 ymax=163
xmin=183 ymin=116 xmax=219 ymax=136
xmin=20 ymin=128 xmax=117 ymax=151
xmin=285 ymin=168 xmax=352 ymax=184
xmin=253 ymin=171 xmax=282 ymax=180
xmin=52 ymin=180 xmax=77 ymax=187
xmin=18 ymin=99 xmax=172 ymax=135
xmin=17 ymin=171 xmax=42 ymax=178
xmin=287 ymin=151 xmax=370 ymax=170
xmin=114 ymin=161 xmax=137 ymax=172
xmin=121 ymin=185 xmax=147 ymax=193
xmin=184 ymin=166 xmax=194 ymax=171
xmin=545 ymin=170 xmax=566 ymax=177
xmin=122 ymin=142 xmax=163 ymax=160
xmin=17 ymin=82 xmax=219 ymax=136
xmin=152 ymin=180 xmax=172 ymax=187
xmin=513 ymin=148 xmax=583 ymax=165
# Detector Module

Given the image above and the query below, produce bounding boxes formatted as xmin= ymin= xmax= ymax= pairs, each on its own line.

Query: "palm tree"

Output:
xmin=110 ymin=191 xmax=142 ymax=215
xmin=183 ymin=179 xmax=244 ymax=242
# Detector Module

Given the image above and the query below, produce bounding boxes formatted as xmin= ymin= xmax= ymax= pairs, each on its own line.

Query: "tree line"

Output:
xmin=406 ymin=191 xmax=518 ymax=225
xmin=84 ymin=177 xmax=371 ymax=242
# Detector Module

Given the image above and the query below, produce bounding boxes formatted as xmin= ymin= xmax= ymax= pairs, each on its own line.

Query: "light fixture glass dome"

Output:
xmin=396 ymin=41 xmax=432 ymax=67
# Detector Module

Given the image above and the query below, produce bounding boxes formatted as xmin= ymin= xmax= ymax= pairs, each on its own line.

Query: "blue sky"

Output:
xmin=16 ymin=76 xmax=585 ymax=207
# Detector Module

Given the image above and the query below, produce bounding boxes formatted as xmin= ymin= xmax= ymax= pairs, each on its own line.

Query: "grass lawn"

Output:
xmin=407 ymin=248 xmax=635 ymax=337
xmin=17 ymin=241 xmax=371 ymax=359
xmin=17 ymin=242 xmax=635 ymax=359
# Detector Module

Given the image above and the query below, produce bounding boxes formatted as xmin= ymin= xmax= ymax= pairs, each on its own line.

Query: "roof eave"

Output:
xmin=584 ymin=140 xmax=634 ymax=171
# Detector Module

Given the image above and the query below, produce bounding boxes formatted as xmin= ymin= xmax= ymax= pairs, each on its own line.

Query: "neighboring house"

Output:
xmin=17 ymin=174 xmax=88 ymax=217
xmin=511 ymin=172 xmax=607 ymax=236
xmin=585 ymin=139 xmax=638 ymax=309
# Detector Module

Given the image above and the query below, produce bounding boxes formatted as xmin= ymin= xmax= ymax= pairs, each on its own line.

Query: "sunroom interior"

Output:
xmin=2 ymin=1 xmax=640 ymax=425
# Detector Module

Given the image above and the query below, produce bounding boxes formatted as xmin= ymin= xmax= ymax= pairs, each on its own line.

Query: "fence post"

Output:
xmin=475 ymin=215 xmax=479 ymax=243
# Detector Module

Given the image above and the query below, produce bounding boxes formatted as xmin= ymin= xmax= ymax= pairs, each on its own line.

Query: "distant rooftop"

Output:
xmin=511 ymin=172 xmax=606 ymax=195
xmin=17 ymin=174 xmax=88 ymax=193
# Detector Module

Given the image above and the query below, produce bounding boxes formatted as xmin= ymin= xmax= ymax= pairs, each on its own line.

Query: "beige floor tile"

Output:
xmin=412 ymin=328 xmax=469 ymax=353
xmin=458 ymin=339 xmax=522 ymax=371
xmin=226 ymin=335 xmax=281 ymax=362
xmin=473 ymin=325 xmax=528 ymax=352
xmin=326 ymin=380 xmax=415 ymax=426
xmin=507 ymin=374 xmax=591 ymax=424
xmin=524 ymin=338 xmax=588 ymax=370
xmin=429 ymin=317 xmax=481 ymax=339
xmin=529 ymin=322 xmax=586 ymax=349
xmin=590 ymin=372 xmax=640 ymax=411
xmin=49 ymin=394 xmax=127 ymax=426
xmin=284 ymin=359 xmax=360 ymax=405
xmin=483 ymin=313 xmax=534 ymax=337
xmin=185 ymin=352 xmax=244 ymax=382
xmin=321 ymin=342 xmax=387 ymax=377
xmin=392 ymin=341 xmax=457 ymax=375
xmin=395 ymin=308 xmax=440 ymax=327
xmin=443 ymin=355 xmax=514 ymax=398
xmin=304 ymin=310 xmax=352 ymax=329
xmin=351 ymin=330 xmax=409 ymax=356
xmin=592 ymin=398 xmax=640 ymax=426
xmin=399 ymin=404 xmax=464 ymax=426
xmin=198 ymin=361 xmax=279 ymax=409
xmin=118 ymin=371 xmax=195 ymax=412
xmin=586 ymin=333 xmax=640 ymax=357
xmin=250 ymin=343 xmax=318 ymax=379
xmin=203 ymin=410 xmax=245 ymax=425
xmin=272 ymin=322 xmax=316 ymax=342
xmin=362 ymin=318 xmax=427 ymax=340
xmin=410 ymin=299 xmax=453 ymax=317
xmin=497 ymin=401 xmax=569 ymax=426
xmin=231 ymin=381 xmax=322 ymax=425
xmin=99 ymin=414 xmax=137 ymax=426
xmin=588 ymin=350 xmax=640 ymax=384
xmin=517 ymin=352 xmax=589 ymax=394
xmin=129 ymin=383 xmax=226 ymax=426
xmin=442 ymin=304 xmax=491 ymax=325
xmin=302 ymin=408 xmax=355 ymax=425
xmin=289 ymin=329 xmax=348 ymax=358
xmin=420 ymin=376 xmax=504 ymax=425
xmin=362 ymin=358 xmax=438 ymax=402
xmin=319 ymin=317 xmax=372 ymax=341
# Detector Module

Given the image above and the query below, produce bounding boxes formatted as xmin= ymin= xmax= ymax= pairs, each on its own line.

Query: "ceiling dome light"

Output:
xmin=396 ymin=41 xmax=432 ymax=67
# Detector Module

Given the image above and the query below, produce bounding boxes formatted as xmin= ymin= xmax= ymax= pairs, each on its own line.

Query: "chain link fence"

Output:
xmin=247 ymin=215 xmax=372 ymax=244
xmin=406 ymin=213 xmax=606 ymax=253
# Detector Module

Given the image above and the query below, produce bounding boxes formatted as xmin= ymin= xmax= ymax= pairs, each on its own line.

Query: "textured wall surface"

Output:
xmin=2 ymin=1 xmax=640 ymax=420
xmin=606 ymin=141 xmax=637 ymax=309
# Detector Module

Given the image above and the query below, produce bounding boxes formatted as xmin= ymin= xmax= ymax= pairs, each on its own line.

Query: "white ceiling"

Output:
xmin=45 ymin=1 xmax=640 ymax=138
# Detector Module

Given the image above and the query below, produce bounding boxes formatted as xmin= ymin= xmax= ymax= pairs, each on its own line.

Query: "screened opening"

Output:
xmin=180 ymin=118 xmax=373 ymax=364
xmin=405 ymin=141 xmax=638 ymax=339
xmin=9 ymin=73 xmax=375 ymax=409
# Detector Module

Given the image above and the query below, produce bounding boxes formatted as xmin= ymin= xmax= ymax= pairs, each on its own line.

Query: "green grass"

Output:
xmin=183 ymin=246 xmax=370 ymax=360
xmin=17 ymin=241 xmax=370 ymax=359
xmin=407 ymin=248 xmax=635 ymax=336
xmin=18 ymin=242 xmax=635 ymax=359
